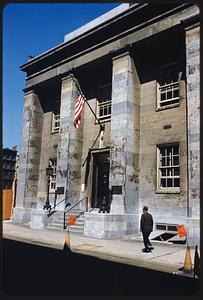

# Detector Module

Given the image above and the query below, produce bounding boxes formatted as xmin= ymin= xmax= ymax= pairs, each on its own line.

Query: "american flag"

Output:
xmin=74 ymin=92 xmax=86 ymax=128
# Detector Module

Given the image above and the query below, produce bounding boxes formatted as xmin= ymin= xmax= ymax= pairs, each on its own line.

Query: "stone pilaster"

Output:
xmin=109 ymin=52 xmax=140 ymax=224
xmin=185 ymin=23 xmax=200 ymax=244
xmin=12 ymin=91 xmax=43 ymax=223
xmin=56 ymin=76 xmax=83 ymax=209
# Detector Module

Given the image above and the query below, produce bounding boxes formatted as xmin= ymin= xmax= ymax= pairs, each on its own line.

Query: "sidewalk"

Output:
xmin=3 ymin=220 xmax=197 ymax=277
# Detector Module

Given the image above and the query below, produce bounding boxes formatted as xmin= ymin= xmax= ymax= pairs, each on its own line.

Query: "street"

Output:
xmin=3 ymin=239 xmax=200 ymax=296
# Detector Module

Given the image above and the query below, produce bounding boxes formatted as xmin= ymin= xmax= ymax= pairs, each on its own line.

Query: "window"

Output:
xmin=51 ymin=113 xmax=60 ymax=133
xmin=49 ymin=159 xmax=57 ymax=193
xmin=97 ymin=83 xmax=112 ymax=121
xmin=157 ymin=62 xmax=181 ymax=109
xmin=157 ymin=144 xmax=180 ymax=192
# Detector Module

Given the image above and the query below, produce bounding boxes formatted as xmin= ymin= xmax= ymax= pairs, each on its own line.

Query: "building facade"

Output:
xmin=12 ymin=3 xmax=200 ymax=244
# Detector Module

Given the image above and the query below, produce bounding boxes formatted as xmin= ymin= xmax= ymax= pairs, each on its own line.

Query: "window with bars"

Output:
xmin=49 ymin=159 xmax=57 ymax=193
xmin=97 ymin=83 xmax=112 ymax=121
xmin=51 ymin=113 xmax=60 ymax=133
xmin=157 ymin=144 xmax=180 ymax=191
xmin=157 ymin=62 xmax=181 ymax=109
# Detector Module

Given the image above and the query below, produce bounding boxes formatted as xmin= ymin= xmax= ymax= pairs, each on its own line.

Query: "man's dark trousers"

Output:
xmin=142 ymin=231 xmax=152 ymax=249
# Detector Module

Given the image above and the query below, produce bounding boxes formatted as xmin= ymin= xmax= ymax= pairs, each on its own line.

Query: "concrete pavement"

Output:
xmin=3 ymin=220 xmax=198 ymax=277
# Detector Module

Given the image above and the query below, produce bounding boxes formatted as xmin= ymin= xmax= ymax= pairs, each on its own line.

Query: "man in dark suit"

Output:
xmin=140 ymin=206 xmax=154 ymax=253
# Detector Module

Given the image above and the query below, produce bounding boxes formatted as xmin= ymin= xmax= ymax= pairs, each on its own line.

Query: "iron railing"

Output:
xmin=46 ymin=196 xmax=66 ymax=217
xmin=63 ymin=197 xmax=88 ymax=229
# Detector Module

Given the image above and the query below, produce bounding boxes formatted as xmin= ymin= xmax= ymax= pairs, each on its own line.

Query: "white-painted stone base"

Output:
xmin=84 ymin=212 xmax=139 ymax=239
xmin=11 ymin=207 xmax=32 ymax=224
xmin=186 ymin=218 xmax=200 ymax=247
xmin=30 ymin=209 xmax=45 ymax=230
xmin=110 ymin=195 xmax=125 ymax=213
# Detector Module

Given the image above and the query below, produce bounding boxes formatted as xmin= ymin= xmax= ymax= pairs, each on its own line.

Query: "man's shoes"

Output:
xmin=148 ymin=246 xmax=154 ymax=250
xmin=142 ymin=248 xmax=151 ymax=253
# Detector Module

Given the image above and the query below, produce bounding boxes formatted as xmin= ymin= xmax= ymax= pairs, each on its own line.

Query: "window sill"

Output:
xmin=95 ymin=117 xmax=111 ymax=125
xmin=156 ymin=103 xmax=179 ymax=111
xmin=51 ymin=130 xmax=59 ymax=135
xmin=155 ymin=189 xmax=180 ymax=194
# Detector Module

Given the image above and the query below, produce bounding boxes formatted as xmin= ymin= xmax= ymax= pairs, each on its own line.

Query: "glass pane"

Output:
xmin=166 ymin=99 xmax=178 ymax=105
xmin=97 ymin=84 xmax=112 ymax=101
xmin=161 ymin=93 xmax=166 ymax=101
xmin=161 ymin=158 xmax=165 ymax=166
xmin=173 ymin=156 xmax=179 ymax=165
xmin=161 ymin=169 xmax=166 ymax=176
xmin=167 ymin=91 xmax=172 ymax=99
xmin=174 ymin=167 xmax=180 ymax=176
xmin=161 ymin=179 xmax=166 ymax=187
xmin=167 ymin=168 xmax=172 ymax=177
xmin=174 ymin=178 xmax=180 ymax=187
xmin=167 ymin=156 xmax=171 ymax=166
xmin=160 ymin=148 xmax=165 ymax=156
xmin=174 ymin=89 xmax=179 ymax=98
xmin=167 ymin=179 xmax=172 ymax=187
xmin=167 ymin=147 xmax=172 ymax=155
xmin=173 ymin=146 xmax=179 ymax=155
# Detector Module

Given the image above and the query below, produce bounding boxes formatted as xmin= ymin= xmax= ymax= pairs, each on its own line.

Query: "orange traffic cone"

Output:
xmin=63 ymin=227 xmax=71 ymax=252
xmin=183 ymin=245 xmax=193 ymax=273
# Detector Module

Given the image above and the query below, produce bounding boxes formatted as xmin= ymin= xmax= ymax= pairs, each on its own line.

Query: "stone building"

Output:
xmin=12 ymin=3 xmax=200 ymax=244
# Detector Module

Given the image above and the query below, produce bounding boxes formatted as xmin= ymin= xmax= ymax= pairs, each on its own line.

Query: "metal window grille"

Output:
xmin=158 ymin=144 xmax=180 ymax=189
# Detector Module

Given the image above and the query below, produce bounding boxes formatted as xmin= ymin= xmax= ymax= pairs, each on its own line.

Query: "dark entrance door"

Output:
xmin=91 ymin=151 xmax=110 ymax=208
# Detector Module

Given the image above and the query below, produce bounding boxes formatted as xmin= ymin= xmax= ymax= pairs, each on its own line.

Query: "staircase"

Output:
xmin=45 ymin=210 xmax=85 ymax=234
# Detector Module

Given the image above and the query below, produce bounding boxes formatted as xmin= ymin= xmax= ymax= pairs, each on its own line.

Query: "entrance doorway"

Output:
xmin=91 ymin=150 xmax=110 ymax=209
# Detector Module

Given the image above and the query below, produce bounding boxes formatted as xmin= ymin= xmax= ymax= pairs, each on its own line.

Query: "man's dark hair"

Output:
xmin=143 ymin=206 xmax=148 ymax=211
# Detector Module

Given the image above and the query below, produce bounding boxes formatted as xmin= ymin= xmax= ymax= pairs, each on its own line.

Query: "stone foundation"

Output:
xmin=186 ymin=218 xmax=200 ymax=247
xmin=29 ymin=209 xmax=46 ymax=230
xmin=84 ymin=212 xmax=139 ymax=239
xmin=12 ymin=207 xmax=32 ymax=224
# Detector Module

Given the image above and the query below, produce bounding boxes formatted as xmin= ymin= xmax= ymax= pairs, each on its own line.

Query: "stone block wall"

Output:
xmin=84 ymin=212 xmax=139 ymax=239
xmin=139 ymin=73 xmax=187 ymax=223
xmin=13 ymin=91 xmax=43 ymax=223
xmin=56 ymin=76 xmax=84 ymax=209
xmin=109 ymin=52 xmax=140 ymax=221
xmin=37 ymin=112 xmax=59 ymax=208
xmin=185 ymin=24 xmax=200 ymax=219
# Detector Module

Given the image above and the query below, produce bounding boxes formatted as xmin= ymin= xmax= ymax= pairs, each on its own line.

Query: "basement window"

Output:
xmin=153 ymin=223 xmax=186 ymax=244
xmin=155 ymin=223 xmax=178 ymax=233
xmin=153 ymin=232 xmax=177 ymax=241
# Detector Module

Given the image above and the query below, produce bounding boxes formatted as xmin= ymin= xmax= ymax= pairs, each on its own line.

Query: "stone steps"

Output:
xmin=46 ymin=210 xmax=85 ymax=233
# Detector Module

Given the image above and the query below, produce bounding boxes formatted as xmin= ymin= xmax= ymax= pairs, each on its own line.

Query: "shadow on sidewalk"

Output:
xmin=3 ymin=239 xmax=200 ymax=296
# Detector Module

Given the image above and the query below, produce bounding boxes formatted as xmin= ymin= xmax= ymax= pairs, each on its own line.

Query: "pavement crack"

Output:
xmin=147 ymin=251 xmax=176 ymax=260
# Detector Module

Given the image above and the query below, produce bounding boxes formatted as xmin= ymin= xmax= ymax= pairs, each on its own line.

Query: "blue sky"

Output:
xmin=3 ymin=2 xmax=119 ymax=150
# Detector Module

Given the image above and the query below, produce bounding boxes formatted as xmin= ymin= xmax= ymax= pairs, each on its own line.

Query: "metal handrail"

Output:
xmin=63 ymin=197 xmax=88 ymax=229
xmin=46 ymin=197 xmax=66 ymax=217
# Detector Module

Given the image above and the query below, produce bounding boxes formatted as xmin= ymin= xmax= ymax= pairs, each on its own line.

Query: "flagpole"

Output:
xmin=69 ymin=73 xmax=105 ymax=131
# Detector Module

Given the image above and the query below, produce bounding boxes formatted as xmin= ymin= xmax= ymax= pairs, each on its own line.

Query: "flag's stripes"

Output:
xmin=74 ymin=93 xmax=86 ymax=128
